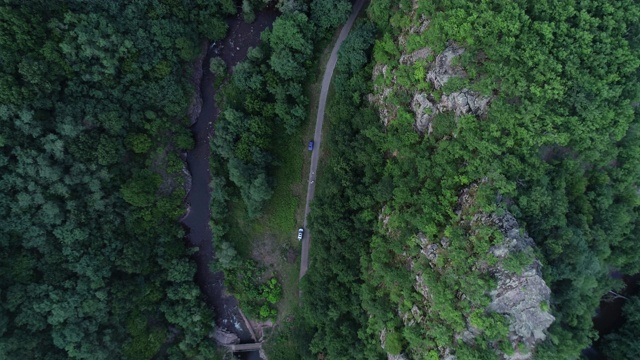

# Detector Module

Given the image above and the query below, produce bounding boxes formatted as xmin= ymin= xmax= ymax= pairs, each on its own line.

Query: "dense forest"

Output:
xmin=208 ymin=0 xmax=353 ymax=320
xmin=601 ymin=293 xmax=640 ymax=358
xmin=212 ymin=0 xmax=352 ymax=218
xmin=2 ymin=0 xmax=639 ymax=359
xmin=0 ymin=1 xmax=234 ymax=358
xmin=301 ymin=20 xmax=387 ymax=359
xmin=297 ymin=0 xmax=640 ymax=359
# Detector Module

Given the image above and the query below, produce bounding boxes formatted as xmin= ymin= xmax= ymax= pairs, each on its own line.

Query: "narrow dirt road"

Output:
xmin=299 ymin=0 xmax=366 ymax=279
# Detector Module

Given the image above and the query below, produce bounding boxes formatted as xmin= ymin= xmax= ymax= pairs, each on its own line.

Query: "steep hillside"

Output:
xmin=0 ymin=1 xmax=234 ymax=358
xmin=299 ymin=0 xmax=640 ymax=359
xmin=366 ymin=0 xmax=640 ymax=358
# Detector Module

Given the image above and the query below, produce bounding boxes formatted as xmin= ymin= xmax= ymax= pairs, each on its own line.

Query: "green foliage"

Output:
xmin=431 ymin=111 xmax=456 ymax=139
xmin=213 ymin=5 xmax=340 ymax=218
xmin=441 ymin=76 xmax=469 ymax=95
xmin=262 ymin=278 xmax=282 ymax=305
xmin=0 ymin=1 xmax=233 ymax=358
xmin=209 ymin=56 xmax=226 ymax=77
xmin=124 ymin=313 xmax=166 ymax=360
xmin=385 ymin=332 xmax=404 ymax=355
xmin=174 ymin=130 xmax=195 ymax=151
xmin=215 ymin=241 xmax=239 ymax=270
xmin=263 ymin=306 xmax=315 ymax=359
xmin=501 ymin=250 xmax=534 ymax=275
xmin=211 ymin=255 xmax=282 ymax=320
xmin=127 ymin=133 xmax=153 ymax=154
xmin=601 ymin=295 xmax=640 ymax=359
xmin=121 ymin=170 xmax=161 ymax=207
xmin=298 ymin=0 xmax=640 ymax=358
xmin=310 ymin=0 xmax=351 ymax=34
xmin=267 ymin=12 xmax=314 ymax=81
xmin=241 ymin=0 xmax=256 ymax=23
xmin=300 ymin=21 xmax=386 ymax=360
xmin=367 ymin=0 xmax=394 ymax=31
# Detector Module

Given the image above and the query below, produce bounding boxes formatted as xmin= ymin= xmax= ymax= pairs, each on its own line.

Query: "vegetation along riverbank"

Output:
xmin=1 ymin=0 xmax=638 ymax=359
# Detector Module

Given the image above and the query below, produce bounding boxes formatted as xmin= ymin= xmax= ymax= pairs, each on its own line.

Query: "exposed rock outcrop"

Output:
xmin=411 ymin=93 xmax=436 ymax=133
xmin=490 ymin=267 xmax=554 ymax=344
xmin=370 ymin=42 xmax=490 ymax=133
xmin=405 ymin=185 xmax=554 ymax=360
xmin=440 ymin=90 xmax=491 ymax=119
xmin=411 ymin=89 xmax=490 ymax=133
xmin=398 ymin=14 xmax=430 ymax=47
xmin=369 ymin=65 xmax=398 ymax=127
xmin=188 ymin=42 xmax=208 ymax=126
xmin=399 ymin=47 xmax=433 ymax=65
xmin=380 ymin=328 xmax=409 ymax=360
xmin=388 ymin=354 xmax=409 ymax=360
xmin=212 ymin=328 xmax=240 ymax=345
xmin=426 ymin=44 xmax=466 ymax=89
xmin=369 ymin=7 xmax=548 ymax=357
xmin=412 ymin=45 xmax=490 ymax=134
xmin=182 ymin=162 xmax=192 ymax=195
xmin=457 ymin=185 xmax=555 ymax=359
xmin=486 ymin=212 xmax=555 ymax=350
xmin=258 ymin=348 xmax=269 ymax=360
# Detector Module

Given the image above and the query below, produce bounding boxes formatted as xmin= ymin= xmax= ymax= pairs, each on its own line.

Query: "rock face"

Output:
xmin=369 ymin=65 xmax=398 ymax=127
xmin=411 ymin=93 xmax=436 ymax=133
xmin=414 ymin=45 xmax=490 ymax=134
xmin=459 ymin=185 xmax=555 ymax=359
xmin=400 ymin=47 xmax=433 ymax=65
xmin=487 ymin=211 xmax=555 ymax=352
xmin=426 ymin=44 xmax=466 ymax=89
xmin=411 ymin=89 xmax=490 ymax=133
xmin=441 ymin=90 xmax=491 ymax=119
xmin=212 ymin=328 xmax=239 ymax=345
xmin=388 ymin=354 xmax=409 ymax=360
xmin=258 ymin=348 xmax=269 ymax=360
xmin=407 ymin=185 xmax=554 ymax=360
xmin=188 ymin=42 xmax=207 ymax=126
xmin=182 ymin=162 xmax=192 ymax=195
xmin=380 ymin=328 xmax=409 ymax=360
xmin=371 ymin=42 xmax=490 ymax=134
xmin=490 ymin=267 xmax=554 ymax=344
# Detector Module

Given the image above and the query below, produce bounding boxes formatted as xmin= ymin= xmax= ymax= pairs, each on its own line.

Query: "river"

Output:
xmin=583 ymin=272 xmax=640 ymax=359
xmin=180 ymin=9 xmax=277 ymax=359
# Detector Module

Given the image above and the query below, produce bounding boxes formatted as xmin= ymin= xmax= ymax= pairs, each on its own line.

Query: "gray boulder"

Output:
xmin=411 ymin=93 xmax=436 ymax=132
xmin=489 ymin=266 xmax=555 ymax=343
xmin=426 ymin=45 xmax=466 ymax=89
xmin=212 ymin=328 xmax=239 ymax=345
xmin=400 ymin=47 xmax=433 ymax=65
xmin=439 ymin=90 xmax=490 ymax=118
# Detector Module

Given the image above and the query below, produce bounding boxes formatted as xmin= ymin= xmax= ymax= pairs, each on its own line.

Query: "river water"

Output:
xmin=583 ymin=272 xmax=640 ymax=359
xmin=180 ymin=9 xmax=277 ymax=359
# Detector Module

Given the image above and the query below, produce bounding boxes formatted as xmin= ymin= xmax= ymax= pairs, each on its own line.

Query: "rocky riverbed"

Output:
xmin=180 ymin=8 xmax=278 ymax=358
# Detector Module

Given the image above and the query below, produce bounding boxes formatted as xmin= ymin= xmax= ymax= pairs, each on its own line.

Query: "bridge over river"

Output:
xmin=227 ymin=342 xmax=262 ymax=353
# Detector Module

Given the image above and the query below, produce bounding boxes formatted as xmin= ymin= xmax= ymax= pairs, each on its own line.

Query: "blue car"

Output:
xmin=308 ymin=141 xmax=314 ymax=151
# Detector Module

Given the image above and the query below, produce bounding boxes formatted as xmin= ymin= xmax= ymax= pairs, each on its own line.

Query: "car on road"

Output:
xmin=297 ymin=228 xmax=304 ymax=241
xmin=308 ymin=141 xmax=314 ymax=151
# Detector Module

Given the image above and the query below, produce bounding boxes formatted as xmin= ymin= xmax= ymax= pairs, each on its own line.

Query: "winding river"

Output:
xmin=180 ymin=9 xmax=277 ymax=356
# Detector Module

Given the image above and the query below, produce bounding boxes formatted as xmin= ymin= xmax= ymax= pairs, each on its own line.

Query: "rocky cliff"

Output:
xmin=457 ymin=185 xmax=555 ymax=359
xmin=370 ymin=3 xmax=554 ymax=359
xmin=379 ymin=184 xmax=554 ymax=360
xmin=369 ymin=34 xmax=490 ymax=135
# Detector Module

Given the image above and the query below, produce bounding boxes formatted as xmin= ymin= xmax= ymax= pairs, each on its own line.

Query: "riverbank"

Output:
xmin=584 ymin=272 xmax=640 ymax=359
xmin=180 ymin=8 xmax=278 ymax=350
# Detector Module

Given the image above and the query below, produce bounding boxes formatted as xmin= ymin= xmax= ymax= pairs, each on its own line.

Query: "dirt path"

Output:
xmin=299 ymin=0 xmax=366 ymax=279
xmin=181 ymin=10 xmax=277 ymax=345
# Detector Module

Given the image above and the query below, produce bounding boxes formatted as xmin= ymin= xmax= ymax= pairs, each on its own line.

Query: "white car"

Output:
xmin=297 ymin=228 xmax=304 ymax=241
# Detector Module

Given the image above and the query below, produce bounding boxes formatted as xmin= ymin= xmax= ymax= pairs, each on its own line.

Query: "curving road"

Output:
xmin=299 ymin=0 xmax=366 ymax=279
